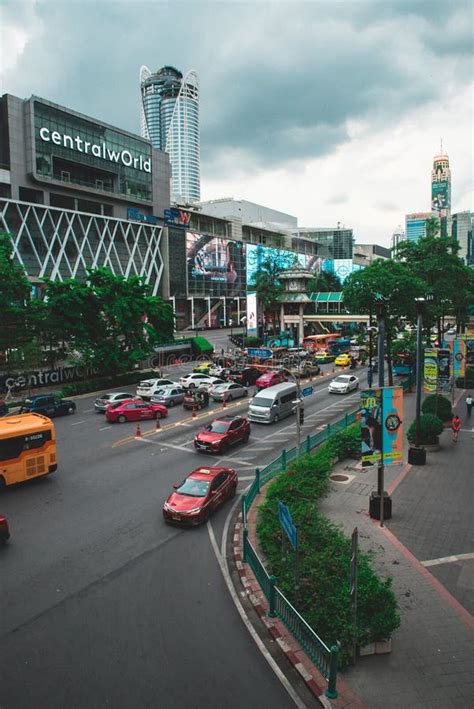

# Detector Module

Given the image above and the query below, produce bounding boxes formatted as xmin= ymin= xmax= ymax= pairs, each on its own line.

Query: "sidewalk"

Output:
xmin=234 ymin=386 xmax=474 ymax=708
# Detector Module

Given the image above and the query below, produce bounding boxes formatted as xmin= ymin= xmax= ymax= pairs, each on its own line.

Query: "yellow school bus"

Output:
xmin=0 ymin=413 xmax=57 ymax=488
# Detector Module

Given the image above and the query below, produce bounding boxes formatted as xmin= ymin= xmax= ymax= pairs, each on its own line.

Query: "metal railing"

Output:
xmin=241 ymin=407 xmax=360 ymax=699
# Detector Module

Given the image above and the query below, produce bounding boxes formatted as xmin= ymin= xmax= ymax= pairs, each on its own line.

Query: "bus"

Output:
xmin=302 ymin=333 xmax=341 ymax=352
xmin=0 ymin=413 xmax=57 ymax=488
xmin=328 ymin=338 xmax=353 ymax=356
xmin=393 ymin=353 xmax=415 ymax=376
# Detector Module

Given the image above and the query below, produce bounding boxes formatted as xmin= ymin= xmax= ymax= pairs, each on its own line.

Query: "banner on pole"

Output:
xmin=424 ymin=348 xmax=438 ymax=393
xmin=449 ymin=339 xmax=466 ymax=379
xmin=360 ymin=387 xmax=403 ymax=467
xmin=437 ymin=348 xmax=451 ymax=393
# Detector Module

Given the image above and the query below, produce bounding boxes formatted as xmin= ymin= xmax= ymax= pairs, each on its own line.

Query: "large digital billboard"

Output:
xmin=431 ymin=180 xmax=449 ymax=211
xmin=246 ymin=244 xmax=306 ymax=286
xmin=186 ymin=232 xmax=246 ymax=298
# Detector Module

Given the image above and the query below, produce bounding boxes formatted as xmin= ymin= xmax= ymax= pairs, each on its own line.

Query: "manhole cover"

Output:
xmin=330 ymin=474 xmax=349 ymax=482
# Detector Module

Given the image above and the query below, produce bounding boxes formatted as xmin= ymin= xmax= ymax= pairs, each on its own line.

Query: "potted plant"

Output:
xmin=407 ymin=413 xmax=444 ymax=451
xmin=421 ymin=394 xmax=452 ymax=425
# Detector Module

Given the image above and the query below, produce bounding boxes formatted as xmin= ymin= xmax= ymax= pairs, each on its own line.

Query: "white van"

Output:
xmin=248 ymin=382 xmax=300 ymax=424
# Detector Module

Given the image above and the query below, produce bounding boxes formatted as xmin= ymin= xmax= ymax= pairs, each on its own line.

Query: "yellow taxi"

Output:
xmin=193 ymin=361 xmax=213 ymax=374
xmin=334 ymin=353 xmax=351 ymax=366
xmin=314 ymin=350 xmax=335 ymax=363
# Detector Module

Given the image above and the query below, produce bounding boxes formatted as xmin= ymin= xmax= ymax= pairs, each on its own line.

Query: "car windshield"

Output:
xmin=153 ymin=389 xmax=167 ymax=397
xmin=177 ymin=478 xmax=210 ymax=497
xmin=205 ymin=421 xmax=229 ymax=433
xmin=252 ymin=398 xmax=273 ymax=407
xmin=100 ymin=394 xmax=112 ymax=400
xmin=212 ymin=384 xmax=227 ymax=392
xmin=109 ymin=400 xmax=129 ymax=409
xmin=334 ymin=376 xmax=350 ymax=383
xmin=139 ymin=381 xmax=152 ymax=387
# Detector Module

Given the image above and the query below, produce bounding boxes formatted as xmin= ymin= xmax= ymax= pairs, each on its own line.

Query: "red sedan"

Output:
xmin=105 ymin=399 xmax=168 ymax=423
xmin=163 ymin=466 xmax=238 ymax=525
xmin=194 ymin=415 xmax=250 ymax=454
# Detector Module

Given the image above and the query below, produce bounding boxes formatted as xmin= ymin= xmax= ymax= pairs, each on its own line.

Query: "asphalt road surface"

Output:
xmin=0 ymin=361 xmax=367 ymax=708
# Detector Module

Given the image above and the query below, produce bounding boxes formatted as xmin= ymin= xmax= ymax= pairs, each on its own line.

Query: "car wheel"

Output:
xmin=243 ymin=432 xmax=250 ymax=443
xmin=220 ymin=442 xmax=230 ymax=455
xmin=227 ymin=394 xmax=232 ymax=402
xmin=274 ymin=414 xmax=280 ymax=423
xmin=68 ymin=406 xmax=75 ymax=415
xmin=189 ymin=383 xmax=195 ymax=389
xmin=230 ymin=484 xmax=237 ymax=499
xmin=118 ymin=415 xmax=127 ymax=423
xmin=168 ymin=400 xmax=175 ymax=408
xmin=243 ymin=390 xmax=248 ymax=397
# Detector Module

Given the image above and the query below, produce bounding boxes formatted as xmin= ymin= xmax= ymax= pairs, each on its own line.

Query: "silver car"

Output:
xmin=94 ymin=391 xmax=138 ymax=413
xmin=211 ymin=382 xmax=248 ymax=402
xmin=150 ymin=386 xmax=186 ymax=407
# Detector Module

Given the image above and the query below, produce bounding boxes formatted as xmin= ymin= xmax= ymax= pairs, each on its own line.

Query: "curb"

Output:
xmin=233 ymin=515 xmax=333 ymax=708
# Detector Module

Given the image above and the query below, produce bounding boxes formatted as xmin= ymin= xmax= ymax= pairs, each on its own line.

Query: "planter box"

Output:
xmin=359 ymin=642 xmax=375 ymax=656
xmin=375 ymin=638 xmax=392 ymax=654
xmin=424 ymin=442 xmax=441 ymax=452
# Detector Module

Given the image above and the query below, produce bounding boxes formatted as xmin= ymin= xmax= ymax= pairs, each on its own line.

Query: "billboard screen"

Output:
xmin=246 ymin=291 xmax=258 ymax=336
xmin=186 ymin=233 xmax=246 ymax=298
xmin=431 ymin=180 xmax=449 ymax=211
xmin=246 ymin=244 xmax=306 ymax=286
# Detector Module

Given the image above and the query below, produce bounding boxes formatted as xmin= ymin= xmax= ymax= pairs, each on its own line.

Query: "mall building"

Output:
xmin=0 ymin=93 xmax=171 ymax=296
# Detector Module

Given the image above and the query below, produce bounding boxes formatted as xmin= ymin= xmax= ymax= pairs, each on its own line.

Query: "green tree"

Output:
xmin=343 ymin=260 xmax=425 ymax=385
xmin=395 ymin=234 xmax=474 ymax=339
xmin=307 ymin=270 xmax=342 ymax=293
xmin=0 ymin=230 xmax=35 ymax=367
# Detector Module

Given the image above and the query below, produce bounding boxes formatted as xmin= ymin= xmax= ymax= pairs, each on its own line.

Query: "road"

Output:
xmin=0 ymin=359 xmax=366 ymax=708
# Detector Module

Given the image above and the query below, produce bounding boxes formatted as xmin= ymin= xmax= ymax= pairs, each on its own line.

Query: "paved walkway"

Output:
xmin=235 ymin=386 xmax=474 ymax=707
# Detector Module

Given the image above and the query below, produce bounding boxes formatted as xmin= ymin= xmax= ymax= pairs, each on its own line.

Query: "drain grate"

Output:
xmin=330 ymin=474 xmax=350 ymax=482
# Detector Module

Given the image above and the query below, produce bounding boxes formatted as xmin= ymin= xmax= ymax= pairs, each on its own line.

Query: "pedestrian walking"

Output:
xmin=451 ymin=414 xmax=461 ymax=442
xmin=465 ymin=393 xmax=473 ymax=417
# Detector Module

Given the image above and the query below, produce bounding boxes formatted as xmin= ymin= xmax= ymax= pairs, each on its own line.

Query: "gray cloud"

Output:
xmin=2 ymin=0 xmax=472 ymax=175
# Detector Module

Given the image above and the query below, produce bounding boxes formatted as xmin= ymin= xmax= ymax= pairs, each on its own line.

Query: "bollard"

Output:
xmin=281 ymin=448 xmax=287 ymax=470
xmin=326 ymin=645 xmax=339 ymax=699
xmin=306 ymin=434 xmax=311 ymax=454
xmin=243 ymin=527 xmax=248 ymax=563
xmin=135 ymin=422 xmax=142 ymax=438
xmin=255 ymin=468 xmax=261 ymax=493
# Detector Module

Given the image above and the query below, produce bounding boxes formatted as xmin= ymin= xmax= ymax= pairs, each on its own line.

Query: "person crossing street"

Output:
xmin=465 ymin=393 xmax=473 ymax=417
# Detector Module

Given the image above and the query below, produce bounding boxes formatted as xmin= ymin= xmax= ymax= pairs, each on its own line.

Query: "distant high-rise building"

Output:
xmin=405 ymin=213 xmax=433 ymax=242
xmin=140 ymin=65 xmax=200 ymax=203
xmin=391 ymin=227 xmax=406 ymax=256
xmin=431 ymin=146 xmax=451 ymax=217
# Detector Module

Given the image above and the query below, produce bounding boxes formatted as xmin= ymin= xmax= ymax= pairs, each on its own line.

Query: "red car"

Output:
xmin=0 ymin=515 xmax=10 ymax=542
xmin=194 ymin=415 xmax=250 ymax=454
xmin=163 ymin=466 xmax=238 ymax=525
xmin=105 ymin=399 xmax=168 ymax=423
xmin=255 ymin=370 xmax=288 ymax=391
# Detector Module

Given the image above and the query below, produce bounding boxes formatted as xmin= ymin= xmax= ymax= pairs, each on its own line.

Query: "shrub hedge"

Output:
xmin=256 ymin=427 xmax=400 ymax=667
xmin=421 ymin=394 xmax=452 ymax=422
xmin=58 ymin=369 xmax=158 ymax=397
xmin=406 ymin=413 xmax=444 ymax=444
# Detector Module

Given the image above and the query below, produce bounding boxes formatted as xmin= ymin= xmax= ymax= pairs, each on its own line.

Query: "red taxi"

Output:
xmin=162 ymin=466 xmax=238 ymax=525
xmin=105 ymin=399 xmax=168 ymax=423
xmin=255 ymin=370 xmax=288 ymax=391
xmin=194 ymin=415 xmax=250 ymax=454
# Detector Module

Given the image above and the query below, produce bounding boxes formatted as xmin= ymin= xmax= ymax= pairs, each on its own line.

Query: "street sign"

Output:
xmin=247 ymin=347 xmax=273 ymax=359
xmin=302 ymin=386 xmax=313 ymax=397
xmin=278 ymin=501 xmax=298 ymax=550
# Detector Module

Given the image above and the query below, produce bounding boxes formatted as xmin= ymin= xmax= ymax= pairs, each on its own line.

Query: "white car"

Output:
xmin=197 ymin=378 xmax=227 ymax=394
xmin=211 ymin=382 xmax=248 ymax=401
xmin=328 ymin=374 xmax=359 ymax=394
xmin=179 ymin=373 xmax=223 ymax=389
xmin=136 ymin=378 xmax=177 ymax=399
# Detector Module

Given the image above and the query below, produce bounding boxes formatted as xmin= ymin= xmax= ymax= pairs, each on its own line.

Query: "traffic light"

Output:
xmin=299 ymin=407 xmax=304 ymax=425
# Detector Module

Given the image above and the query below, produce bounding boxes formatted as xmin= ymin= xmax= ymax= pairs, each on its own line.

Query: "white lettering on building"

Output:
xmin=38 ymin=127 xmax=151 ymax=173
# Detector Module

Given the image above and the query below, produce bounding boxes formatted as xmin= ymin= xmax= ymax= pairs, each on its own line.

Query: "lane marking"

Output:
xmin=138 ymin=439 xmax=192 ymax=453
xmin=421 ymin=552 xmax=474 ymax=567
xmin=99 ymin=426 xmax=112 ymax=431
xmin=70 ymin=420 xmax=85 ymax=426
xmin=207 ymin=519 xmax=305 ymax=709
xmin=215 ymin=458 xmax=256 ymax=467
xmin=82 ymin=409 xmax=94 ymax=413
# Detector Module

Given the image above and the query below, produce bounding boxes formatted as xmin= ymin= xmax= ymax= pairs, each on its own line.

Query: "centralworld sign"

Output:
xmin=39 ymin=127 xmax=151 ymax=173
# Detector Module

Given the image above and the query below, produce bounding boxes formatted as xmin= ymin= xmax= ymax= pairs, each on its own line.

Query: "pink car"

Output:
xmin=255 ymin=370 xmax=288 ymax=391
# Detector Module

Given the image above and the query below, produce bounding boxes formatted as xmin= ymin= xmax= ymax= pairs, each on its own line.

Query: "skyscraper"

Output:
xmin=431 ymin=145 xmax=451 ymax=217
xmin=140 ymin=65 xmax=200 ymax=204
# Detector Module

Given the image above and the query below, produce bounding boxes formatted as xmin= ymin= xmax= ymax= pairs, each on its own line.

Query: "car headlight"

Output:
xmin=184 ymin=507 xmax=202 ymax=515
xmin=163 ymin=502 xmax=174 ymax=511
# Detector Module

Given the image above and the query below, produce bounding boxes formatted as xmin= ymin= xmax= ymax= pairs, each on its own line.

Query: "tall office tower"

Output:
xmin=431 ymin=144 xmax=451 ymax=217
xmin=391 ymin=226 xmax=406 ymax=256
xmin=405 ymin=213 xmax=433 ymax=242
xmin=140 ymin=65 xmax=200 ymax=203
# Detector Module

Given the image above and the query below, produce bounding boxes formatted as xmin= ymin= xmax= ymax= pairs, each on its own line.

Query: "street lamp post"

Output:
xmin=408 ymin=298 xmax=427 ymax=465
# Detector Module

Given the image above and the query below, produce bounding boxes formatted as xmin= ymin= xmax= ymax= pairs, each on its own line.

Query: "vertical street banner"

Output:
xmin=360 ymin=388 xmax=403 ymax=467
xmin=424 ymin=348 xmax=438 ymax=393
xmin=450 ymin=338 xmax=466 ymax=379
xmin=360 ymin=388 xmax=383 ymax=467
xmin=382 ymin=387 xmax=404 ymax=465
xmin=246 ymin=291 xmax=258 ymax=337
xmin=437 ymin=348 xmax=451 ymax=393
xmin=459 ymin=334 xmax=474 ymax=367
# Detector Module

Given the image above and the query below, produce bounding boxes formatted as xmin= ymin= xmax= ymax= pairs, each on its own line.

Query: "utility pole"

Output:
xmin=376 ymin=298 xmax=386 ymax=527
xmin=408 ymin=296 xmax=429 ymax=465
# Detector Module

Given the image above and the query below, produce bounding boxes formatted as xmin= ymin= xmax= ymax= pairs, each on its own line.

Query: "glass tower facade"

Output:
xmin=140 ymin=65 xmax=200 ymax=204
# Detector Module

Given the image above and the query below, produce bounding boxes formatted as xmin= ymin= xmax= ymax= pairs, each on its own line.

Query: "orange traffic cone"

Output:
xmin=192 ymin=406 xmax=197 ymax=419
xmin=223 ymin=396 xmax=227 ymax=409
xmin=155 ymin=417 xmax=161 ymax=432
xmin=135 ymin=422 xmax=142 ymax=438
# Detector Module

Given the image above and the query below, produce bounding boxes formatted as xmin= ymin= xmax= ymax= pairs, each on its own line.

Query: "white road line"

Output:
xmin=215 ymin=458 xmax=256 ymax=467
xmin=238 ymin=475 xmax=256 ymax=481
xmin=99 ymin=426 xmax=112 ymax=431
xmin=70 ymin=420 xmax=85 ymax=426
xmin=138 ymin=439 xmax=192 ymax=453
xmin=82 ymin=409 xmax=94 ymax=413
xmin=421 ymin=552 xmax=474 ymax=567
xmin=207 ymin=519 xmax=305 ymax=709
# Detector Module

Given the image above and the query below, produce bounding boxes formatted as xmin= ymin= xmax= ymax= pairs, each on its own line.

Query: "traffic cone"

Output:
xmin=135 ymin=422 xmax=142 ymax=438
xmin=223 ymin=396 xmax=227 ymax=409
xmin=155 ymin=417 xmax=161 ymax=432
xmin=192 ymin=406 xmax=196 ymax=419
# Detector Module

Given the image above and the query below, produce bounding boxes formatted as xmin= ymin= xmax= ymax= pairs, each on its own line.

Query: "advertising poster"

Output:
xmin=186 ymin=232 xmax=246 ymax=298
xmin=382 ymin=387 xmax=404 ymax=465
xmin=424 ymin=348 xmax=438 ymax=393
xmin=246 ymin=291 xmax=258 ymax=337
xmin=431 ymin=180 xmax=449 ymax=211
xmin=450 ymin=339 xmax=466 ymax=379
xmin=360 ymin=388 xmax=383 ymax=467
xmin=246 ymin=244 xmax=306 ymax=286
xmin=437 ymin=348 xmax=451 ymax=392
xmin=459 ymin=334 xmax=474 ymax=366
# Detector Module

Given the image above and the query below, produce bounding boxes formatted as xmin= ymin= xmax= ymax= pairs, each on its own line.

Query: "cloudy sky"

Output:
xmin=1 ymin=0 xmax=472 ymax=246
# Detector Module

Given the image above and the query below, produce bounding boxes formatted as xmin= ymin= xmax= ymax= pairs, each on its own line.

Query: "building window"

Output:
xmin=19 ymin=187 xmax=44 ymax=204
xmin=61 ymin=170 xmax=70 ymax=183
